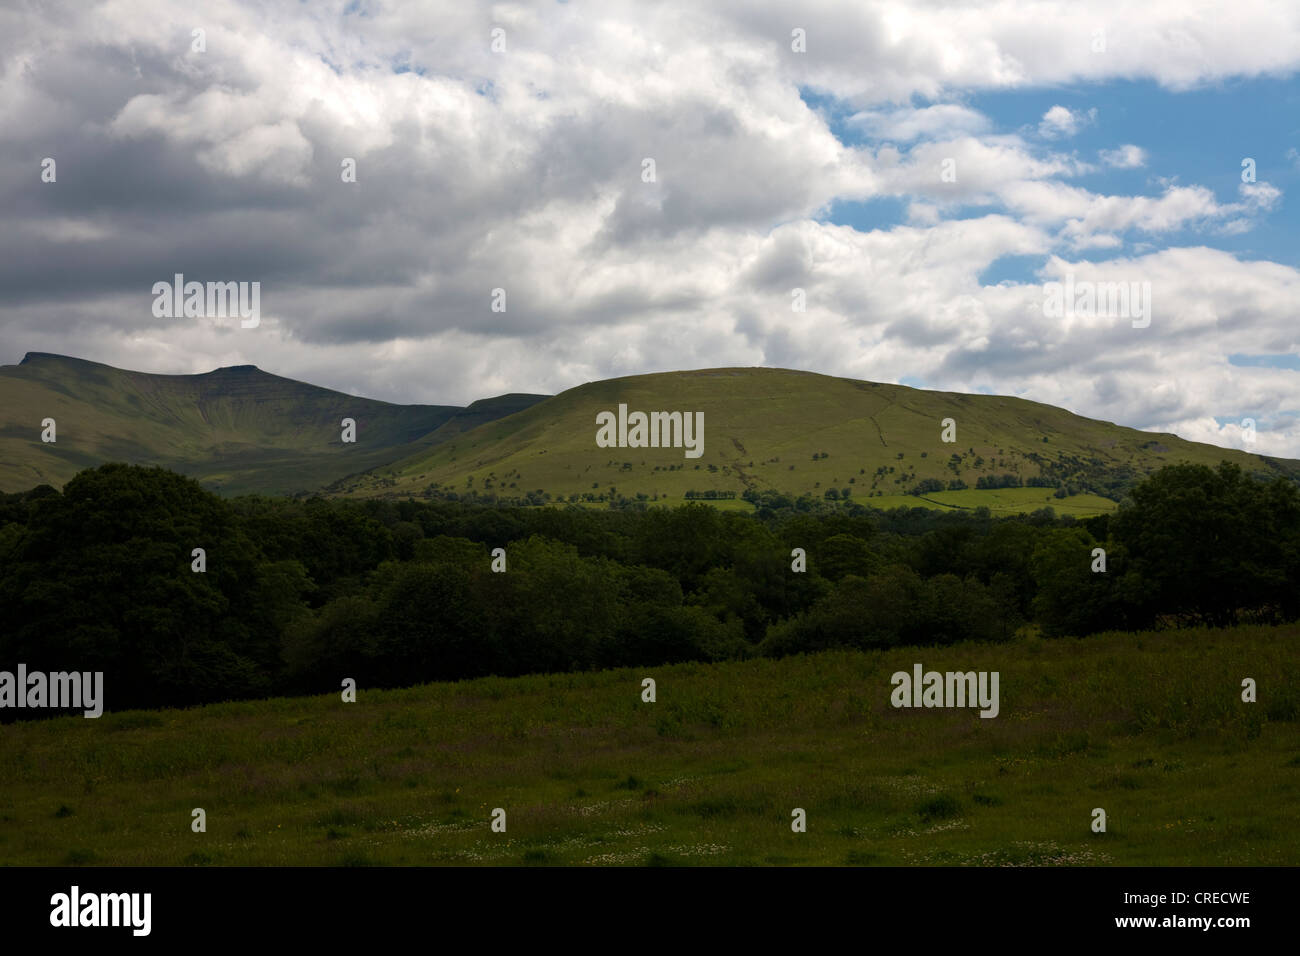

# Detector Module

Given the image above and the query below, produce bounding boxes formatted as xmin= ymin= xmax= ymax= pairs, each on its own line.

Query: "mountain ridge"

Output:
xmin=0 ymin=352 xmax=548 ymax=495
xmin=2 ymin=354 xmax=1295 ymax=510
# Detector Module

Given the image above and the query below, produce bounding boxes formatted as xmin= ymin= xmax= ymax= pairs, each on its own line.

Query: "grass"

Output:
xmin=546 ymin=489 xmax=1114 ymax=516
xmin=0 ymin=624 xmax=1296 ymax=866
xmin=867 ymin=488 xmax=1119 ymax=516
xmin=556 ymin=497 xmax=757 ymax=513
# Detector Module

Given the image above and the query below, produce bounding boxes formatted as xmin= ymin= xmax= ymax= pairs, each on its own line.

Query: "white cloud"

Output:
xmin=1239 ymin=181 xmax=1282 ymax=211
xmin=846 ymin=104 xmax=991 ymax=141
xmin=1100 ymin=144 xmax=1147 ymax=168
xmin=1039 ymin=105 xmax=1097 ymax=138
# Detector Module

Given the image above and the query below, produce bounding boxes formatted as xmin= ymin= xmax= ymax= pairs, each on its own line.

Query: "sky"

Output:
xmin=2 ymin=0 xmax=1299 ymax=455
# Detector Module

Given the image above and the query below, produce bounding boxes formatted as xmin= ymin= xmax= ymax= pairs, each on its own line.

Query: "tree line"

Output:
xmin=1 ymin=460 xmax=1296 ymax=713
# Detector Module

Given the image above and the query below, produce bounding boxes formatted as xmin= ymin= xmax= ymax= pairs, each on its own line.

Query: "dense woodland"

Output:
xmin=2 ymin=460 xmax=1298 ymax=713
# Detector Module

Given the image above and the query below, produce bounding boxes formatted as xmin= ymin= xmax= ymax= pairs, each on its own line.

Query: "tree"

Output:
xmin=817 ymin=533 xmax=880 ymax=581
xmin=759 ymin=565 xmax=926 ymax=656
xmin=1111 ymin=462 xmax=1300 ymax=626
xmin=1030 ymin=528 xmax=1139 ymax=636
xmin=0 ymin=464 xmax=287 ymax=708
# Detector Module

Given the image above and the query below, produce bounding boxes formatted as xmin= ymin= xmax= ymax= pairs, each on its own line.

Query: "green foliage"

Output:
xmin=1031 ymin=529 xmax=1136 ymax=637
xmin=1111 ymin=462 xmax=1300 ymax=627
xmin=4 ymin=459 xmax=1300 ymax=712
xmin=760 ymin=566 xmax=1004 ymax=656
xmin=0 ymin=465 xmax=291 ymax=707
xmin=816 ymin=533 xmax=881 ymax=581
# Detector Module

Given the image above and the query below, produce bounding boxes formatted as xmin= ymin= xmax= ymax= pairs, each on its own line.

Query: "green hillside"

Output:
xmin=337 ymin=367 xmax=1298 ymax=509
xmin=5 ymin=358 xmax=1294 ymax=508
xmin=1 ymin=624 xmax=1295 ymax=866
xmin=0 ymin=353 xmax=546 ymax=495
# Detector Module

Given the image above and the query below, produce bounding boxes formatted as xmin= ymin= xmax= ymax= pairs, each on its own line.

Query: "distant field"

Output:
xmin=535 ymin=489 xmax=1114 ymax=516
xmin=674 ymin=497 xmax=755 ymax=512
xmin=559 ymin=497 xmax=757 ymax=512
xmin=1 ymin=625 xmax=1295 ymax=866
xmin=866 ymin=488 xmax=1119 ymax=516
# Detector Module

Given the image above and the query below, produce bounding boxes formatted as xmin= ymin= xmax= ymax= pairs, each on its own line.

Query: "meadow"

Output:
xmin=562 ymin=488 xmax=1116 ymax=516
xmin=1 ymin=623 xmax=1295 ymax=866
xmin=851 ymin=487 xmax=1118 ymax=516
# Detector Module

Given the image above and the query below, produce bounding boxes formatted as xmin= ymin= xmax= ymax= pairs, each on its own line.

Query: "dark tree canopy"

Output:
xmin=2 ymin=459 xmax=1295 ymax=714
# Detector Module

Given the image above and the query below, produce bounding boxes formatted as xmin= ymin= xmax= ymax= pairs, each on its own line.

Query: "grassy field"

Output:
xmin=558 ymin=496 xmax=758 ymax=513
xmin=2 ymin=624 xmax=1295 ymax=866
xmin=558 ymin=489 xmax=1115 ymax=516
xmin=867 ymin=488 xmax=1119 ymax=516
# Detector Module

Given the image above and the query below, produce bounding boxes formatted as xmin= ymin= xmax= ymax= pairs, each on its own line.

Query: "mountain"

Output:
xmin=333 ymin=366 xmax=1300 ymax=511
xmin=4 ymin=357 xmax=1295 ymax=510
xmin=0 ymin=353 xmax=547 ymax=495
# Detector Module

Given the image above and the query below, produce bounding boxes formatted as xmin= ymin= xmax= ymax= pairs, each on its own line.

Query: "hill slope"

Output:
xmin=336 ymin=367 xmax=1299 ymax=506
xmin=0 ymin=353 xmax=547 ymax=495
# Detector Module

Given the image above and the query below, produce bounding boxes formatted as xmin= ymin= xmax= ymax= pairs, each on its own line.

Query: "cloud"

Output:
xmin=1039 ymin=105 xmax=1097 ymax=138
xmin=846 ymin=104 xmax=991 ymax=142
xmin=1239 ymin=181 xmax=1282 ymax=211
xmin=1099 ymin=144 xmax=1147 ymax=168
xmin=0 ymin=0 xmax=1298 ymax=457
